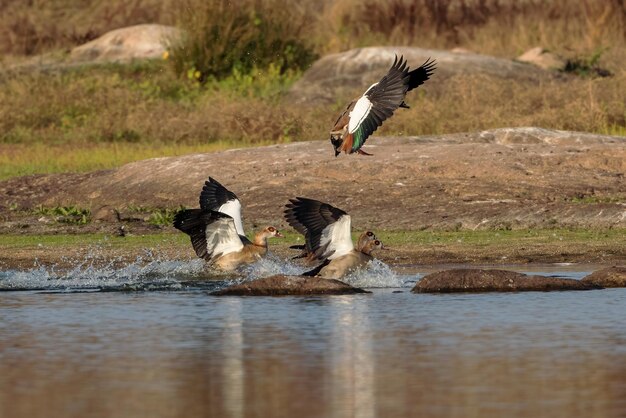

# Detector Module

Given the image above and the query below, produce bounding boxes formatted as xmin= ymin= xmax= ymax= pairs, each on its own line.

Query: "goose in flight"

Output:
xmin=174 ymin=177 xmax=283 ymax=271
xmin=330 ymin=55 xmax=436 ymax=156
xmin=284 ymin=197 xmax=384 ymax=279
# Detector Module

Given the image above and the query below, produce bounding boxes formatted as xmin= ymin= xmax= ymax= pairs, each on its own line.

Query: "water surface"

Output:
xmin=1 ymin=259 xmax=625 ymax=418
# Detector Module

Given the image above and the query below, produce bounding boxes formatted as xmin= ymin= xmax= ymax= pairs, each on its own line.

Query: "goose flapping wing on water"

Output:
xmin=199 ymin=176 xmax=245 ymax=239
xmin=284 ymin=197 xmax=355 ymax=260
xmin=173 ymin=209 xmax=244 ymax=263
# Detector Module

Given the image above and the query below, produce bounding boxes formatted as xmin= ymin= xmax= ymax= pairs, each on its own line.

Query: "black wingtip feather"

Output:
xmin=302 ymin=259 xmax=331 ymax=277
xmin=199 ymin=177 xmax=238 ymax=211
xmin=407 ymin=58 xmax=436 ymax=91
xmin=174 ymin=209 xmax=233 ymax=260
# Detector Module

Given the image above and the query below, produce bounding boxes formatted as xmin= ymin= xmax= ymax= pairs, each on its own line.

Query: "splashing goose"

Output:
xmin=174 ymin=177 xmax=283 ymax=271
xmin=284 ymin=197 xmax=384 ymax=279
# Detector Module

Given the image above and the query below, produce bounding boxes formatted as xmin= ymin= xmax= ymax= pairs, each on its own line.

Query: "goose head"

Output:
xmin=356 ymin=230 xmax=377 ymax=251
xmin=262 ymin=226 xmax=284 ymax=239
xmin=361 ymin=239 xmax=384 ymax=255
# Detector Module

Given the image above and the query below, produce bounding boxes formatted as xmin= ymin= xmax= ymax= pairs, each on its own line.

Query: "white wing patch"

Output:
xmin=205 ymin=218 xmax=244 ymax=261
xmin=348 ymin=95 xmax=373 ymax=134
xmin=321 ymin=215 xmax=355 ymax=260
xmin=218 ymin=199 xmax=245 ymax=236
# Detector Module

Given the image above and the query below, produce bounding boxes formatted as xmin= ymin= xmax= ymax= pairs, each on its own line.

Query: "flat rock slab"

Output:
xmin=287 ymin=46 xmax=551 ymax=105
xmin=211 ymin=275 xmax=370 ymax=296
xmin=582 ymin=266 xmax=626 ymax=288
xmin=413 ymin=269 xmax=601 ymax=293
xmin=2 ymin=127 xmax=624 ymax=232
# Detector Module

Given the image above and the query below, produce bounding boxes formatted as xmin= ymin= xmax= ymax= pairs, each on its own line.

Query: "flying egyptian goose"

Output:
xmin=330 ymin=55 xmax=436 ymax=156
xmin=284 ymin=197 xmax=384 ymax=280
xmin=174 ymin=177 xmax=283 ymax=271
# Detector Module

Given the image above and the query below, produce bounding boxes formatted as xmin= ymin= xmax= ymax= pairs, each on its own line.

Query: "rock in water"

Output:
xmin=581 ymin=266 xmax=626 ymax=288
xmin=413 ymin=269 xmax=601 ymax=293
xmin=211 ymin=275 xmax=370 ymax=296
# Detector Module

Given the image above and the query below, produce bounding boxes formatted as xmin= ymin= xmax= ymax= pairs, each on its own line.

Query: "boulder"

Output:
xmin=70 ymin=24 xmax=182 ymax=63
xmin=92 ymin=205 xmax=120 ymax=222
xmin=412 ymin=269 xmax=601 ymax=293
xmin=517 ymin=47 xmax=567 ymax=71
xmin=581 ymin=266 xmax=626 ymax=288
xmin=286 ymin=46 xmax=550 ymax=105
xmin=1 ymin=127 xmax=625 ymax=232
xmin=211 ymin=275 xmax=370 ymax=296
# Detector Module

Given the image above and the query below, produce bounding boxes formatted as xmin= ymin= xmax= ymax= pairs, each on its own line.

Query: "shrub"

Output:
xmin=167 ymin=0 xmax=318 ymax=81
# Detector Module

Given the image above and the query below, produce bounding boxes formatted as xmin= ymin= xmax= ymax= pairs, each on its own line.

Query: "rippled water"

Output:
xmin=1 ymin=258 xmax=625 ymax=418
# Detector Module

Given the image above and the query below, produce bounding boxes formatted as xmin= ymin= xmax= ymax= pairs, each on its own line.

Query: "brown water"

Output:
xmin=1 ymin=261 xmax=625 ymax=418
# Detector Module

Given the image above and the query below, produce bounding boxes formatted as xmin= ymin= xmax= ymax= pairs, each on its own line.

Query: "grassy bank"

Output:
xmin=1 ymin=57 xmax=624 ymax=180
xmin=0 ymin=0 xmax=624 ymax=180
xmin=2 ymin=229 xmax=625 ymax=269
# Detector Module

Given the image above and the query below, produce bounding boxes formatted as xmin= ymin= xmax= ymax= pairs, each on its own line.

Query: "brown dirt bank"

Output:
xmin=1 ymin=126 xmax=625 ymax=268
xmin=1 ymin=127 xmax=625 ymax=232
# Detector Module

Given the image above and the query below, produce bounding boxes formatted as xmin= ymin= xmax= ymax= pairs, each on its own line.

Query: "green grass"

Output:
xmin=2 ymin=228 xmax=624 ymax=249
xmin=375 ymin=228 xmax=626 ymax=246
xmin=0 ymin=1 xmax=624 ymax=181
xmin=0 ymin=232 xmax=186 ymax=249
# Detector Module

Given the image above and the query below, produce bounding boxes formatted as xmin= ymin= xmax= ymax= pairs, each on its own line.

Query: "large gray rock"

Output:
xmin=211 ymin=275 xmax=370 ymax=296
xmin=287 ymin=47 xmax=551 ymax=105
xmin=1 ymin=127 xmax=625 ymax=232
xmin=582 ymin=266 xmax=626 ymax=288
xmin=70 ymin=24 xmax=182 ymax=63
xmin=413 ymin=269 xmax=601 ymax=293
xmin=516 ymin=47 xmax=567 ymax=71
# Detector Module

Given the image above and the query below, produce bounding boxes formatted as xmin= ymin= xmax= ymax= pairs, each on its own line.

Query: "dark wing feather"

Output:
xmin=173 ymin=209 xmax=240 ymax=261
xmin=302 ymin=259 xmax=331 ymax=277
xmin=407 ymin=58 xmax=437 ymax=91
xmin=199 ymin=177 xmax=238 ymax=211
xmin=173 ymin=209 xmax=215 ymax=260
xmin=349 ymin=55 xmax=411 ymax=152
xmin=284 ymin=197 xmax=347 ymax=258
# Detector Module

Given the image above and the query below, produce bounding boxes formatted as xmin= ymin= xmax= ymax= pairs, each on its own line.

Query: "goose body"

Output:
xmin=330 ymin=55 xmax=436 ymax=156
xmin=312 ymin=239 xmax=383 ymax=280
xmin=174 ymin=177 xmax=282 ymax=271
xmin=284 ymin=197 xmax=383 ymax=280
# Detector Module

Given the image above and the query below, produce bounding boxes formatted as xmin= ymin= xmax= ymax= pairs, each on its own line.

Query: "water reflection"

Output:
xmin=1 ymin=288 xmax=626 ymax=417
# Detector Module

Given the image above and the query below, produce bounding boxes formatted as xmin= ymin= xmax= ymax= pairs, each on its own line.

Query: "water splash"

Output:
xmin=240 ymin=254 xmax=305 ymax=280
xmin=0 ymin=255 xmax=230 ymax=292
xmin=339 ymin=259 xmax=409 ymax=288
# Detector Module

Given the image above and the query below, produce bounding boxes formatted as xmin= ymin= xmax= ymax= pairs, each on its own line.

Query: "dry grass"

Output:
xmin=0 ymin=0 xmax=624 ymax=180
xmin=169 ymin=0 xmax=318 ymax=80
xmin=0 ymin=0 xmax=174 ymax=57
xmin=320 ymin=0 xmax=626 ymax=57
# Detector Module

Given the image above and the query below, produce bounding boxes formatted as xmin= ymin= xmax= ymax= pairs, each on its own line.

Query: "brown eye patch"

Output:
xmin=268 ymin=227 xmax=275 ymax=232
xmin=366 ymin=231 xmax=374 ymax=237
xmin=374 ymin=240 xmax=380 ymax=245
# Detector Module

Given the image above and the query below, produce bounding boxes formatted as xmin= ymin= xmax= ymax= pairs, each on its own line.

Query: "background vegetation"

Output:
xmin=0 ymin=0 xmax=624 ymax=180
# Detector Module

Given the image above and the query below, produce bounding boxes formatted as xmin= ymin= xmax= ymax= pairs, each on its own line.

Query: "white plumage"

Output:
xmin=204 ymin=217 xmax=244 ymax=259
xmin=319 ymin=215 xmax=355 ymax=260
xmin=348 ymin=96 xmax=373 ymax=134
xmin=218 ymin=199 xmax=245 ymax=236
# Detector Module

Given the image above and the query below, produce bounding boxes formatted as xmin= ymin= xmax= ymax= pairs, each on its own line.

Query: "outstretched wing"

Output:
xmin=407 ymin=58 xmax=437 ymax=91
xmin=284 ymin=197 xmax=354 ymax=260
xmin=174 ymin=209 xmax=244 ymax=262
xmin=199 ymin=177 xmax=245 ymax=236
xmin=346 ymin=55 xmax=411 ymax=153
